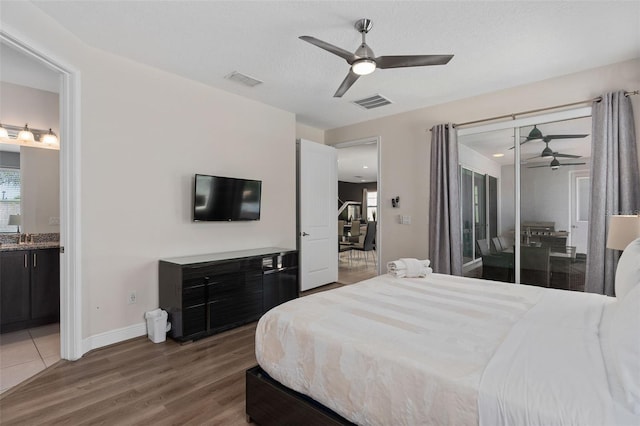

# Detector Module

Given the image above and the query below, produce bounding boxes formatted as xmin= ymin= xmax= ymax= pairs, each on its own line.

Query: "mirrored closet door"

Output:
xmin=458 ymin=110 xmax=592 ymax=291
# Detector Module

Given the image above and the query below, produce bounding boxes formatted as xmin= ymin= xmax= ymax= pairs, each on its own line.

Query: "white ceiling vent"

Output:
xmin=352 ymin=94 xmax=393 ymax=110
xmin=224 ymin=71 xmax=263 ymax=87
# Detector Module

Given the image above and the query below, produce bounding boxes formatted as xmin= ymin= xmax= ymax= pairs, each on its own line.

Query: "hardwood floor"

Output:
xmin=0 ymin=323 xmax=257 ymax=425
xmin=0 ymin=282 xmax=354 ymax=425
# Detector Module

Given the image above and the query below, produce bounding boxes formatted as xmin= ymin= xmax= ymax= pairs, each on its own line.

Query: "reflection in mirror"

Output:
xmin=458 ymin=115 xmax=591 ymax=292
xmin=0 ymin=144 xmax=21 ymax=233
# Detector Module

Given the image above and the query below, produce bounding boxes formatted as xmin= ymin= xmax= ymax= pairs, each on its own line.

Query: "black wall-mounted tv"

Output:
xmin=193 ymin=174 xmax=262 ymax=221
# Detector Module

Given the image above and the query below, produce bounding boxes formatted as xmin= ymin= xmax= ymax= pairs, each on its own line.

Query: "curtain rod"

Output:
xmin=428 ymin=90 xmax=638 ymax=131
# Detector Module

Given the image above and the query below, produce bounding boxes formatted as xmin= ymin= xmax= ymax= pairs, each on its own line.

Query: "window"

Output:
xmin=0 ymin=168 xmax=21 ymax=232
xmin=367 ymin=191 xmax=377 ymax=221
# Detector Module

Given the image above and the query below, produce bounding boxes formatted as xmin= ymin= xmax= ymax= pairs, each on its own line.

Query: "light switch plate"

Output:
xmin=49 ymin=217 xmax=60 ymax=225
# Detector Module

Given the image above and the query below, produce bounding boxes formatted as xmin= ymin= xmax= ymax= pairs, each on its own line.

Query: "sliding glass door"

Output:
xmin=460 ymin=166 xmax=497 ymax=268
xmin=458 ymin=108 xmax=592 ymax=291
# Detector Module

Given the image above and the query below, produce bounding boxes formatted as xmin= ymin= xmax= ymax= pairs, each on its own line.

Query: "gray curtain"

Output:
xmin=586 ymin=91 xmax=640 ymax=296
xmin=429 ymin=124 xmax=462 ymax=275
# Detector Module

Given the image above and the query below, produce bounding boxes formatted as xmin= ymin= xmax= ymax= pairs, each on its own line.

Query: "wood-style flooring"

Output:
xmin=0 ymin=281 xmax=355 ymax=425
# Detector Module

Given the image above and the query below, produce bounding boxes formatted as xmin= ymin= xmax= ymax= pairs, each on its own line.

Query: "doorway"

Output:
xmin=334 ymin=137 xmax=381 ymax=284
xmin=1 ymin=30 xmax=82 ymax=372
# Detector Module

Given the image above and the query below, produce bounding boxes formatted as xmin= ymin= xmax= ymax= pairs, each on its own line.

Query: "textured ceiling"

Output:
xmin=27 ymin=1 xmax=640 ymax=130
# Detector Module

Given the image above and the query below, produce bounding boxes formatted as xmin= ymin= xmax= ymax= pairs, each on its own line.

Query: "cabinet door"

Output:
xmin=0 ymin=251 xmax=31 ymax=325
xmin=263 ymin=267 xmax=299 ymax=312
xmin=31 ymin=249 xmax=61 ymax=320
xmin=208 ymin=272 xmax=263 ymax=330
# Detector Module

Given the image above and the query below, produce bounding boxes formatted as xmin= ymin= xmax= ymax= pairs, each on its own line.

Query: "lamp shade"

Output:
xmin=40 ymin=128 xmax=59 ymax=145
xmin=0 ymin=123 xmax=8 ymax=140
xmin=17 ymin=124 xmax=34 ymax=142
xmin=8 ymin=214 xmax=22 ymax=226
xmin=606 ymin=215 xmax=640 ymax=250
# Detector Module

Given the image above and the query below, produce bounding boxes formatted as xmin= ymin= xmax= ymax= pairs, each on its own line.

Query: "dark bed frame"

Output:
xmin=245 ymin=365 xmax=356 ymax=425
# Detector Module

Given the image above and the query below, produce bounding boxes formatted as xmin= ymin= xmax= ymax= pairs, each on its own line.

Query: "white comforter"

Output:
xmin=255 ymin=273 xmax=624 ymax=425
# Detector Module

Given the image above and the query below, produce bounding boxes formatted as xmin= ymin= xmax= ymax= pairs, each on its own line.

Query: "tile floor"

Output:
xmin=0 ymin=323 xmax=60 ymax=394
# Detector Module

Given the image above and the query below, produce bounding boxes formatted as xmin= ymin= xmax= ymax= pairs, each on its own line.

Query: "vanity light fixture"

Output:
xmin=17 ymin=124 xmax=34 ymax=143
xmin=40 ymin=128 xmax=59 ymax=145
xmin=492 ymin=153 xmax=504 ymax=158
xmin=0 ymin=122 xmax=60 ymax=150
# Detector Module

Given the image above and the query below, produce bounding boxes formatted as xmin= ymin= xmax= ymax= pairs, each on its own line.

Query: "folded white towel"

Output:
xmin=400 ymin=258 xmax=423 ymax=276
xmin=387 ymin=258 xmax=432 ymax=278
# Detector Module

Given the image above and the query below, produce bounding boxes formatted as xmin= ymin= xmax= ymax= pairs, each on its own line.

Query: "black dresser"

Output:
xmin=159 ymin=247 xmax=298 ymax=342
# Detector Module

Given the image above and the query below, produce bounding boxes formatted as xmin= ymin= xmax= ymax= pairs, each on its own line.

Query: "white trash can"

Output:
xmin=145 ymin=309 xmax=171 ymax=343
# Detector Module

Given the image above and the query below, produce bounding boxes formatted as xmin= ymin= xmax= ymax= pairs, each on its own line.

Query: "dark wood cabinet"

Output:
xmin=0 ymin=248 xmax=60 ymax=333
xmin=1 ymin=251 xmax=31 ymax=325
xmin=160 ymin=248 xmax=298 ymax=342
xmin=31 ymin=249 xmax=61 ymax=320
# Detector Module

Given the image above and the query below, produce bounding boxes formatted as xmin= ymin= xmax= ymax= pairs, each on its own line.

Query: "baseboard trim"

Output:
xmin=82 ymin=322 xmax=147 ymax=354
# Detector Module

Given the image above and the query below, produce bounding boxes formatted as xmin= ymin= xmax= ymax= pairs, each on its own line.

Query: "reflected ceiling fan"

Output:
xmin=527 ymin=153 xmax=586 ymax=171
xmin=526 ymin=150 xmax=581 ymax=161
xmin=299 ymin=18 xmax=454 ymax=97
xmin=518 ymin=125 xmax=589 ymax=146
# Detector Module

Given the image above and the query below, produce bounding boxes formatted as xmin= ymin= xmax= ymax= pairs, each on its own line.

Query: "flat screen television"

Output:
xmin=193 ymin=174 xmax=262 ymax=221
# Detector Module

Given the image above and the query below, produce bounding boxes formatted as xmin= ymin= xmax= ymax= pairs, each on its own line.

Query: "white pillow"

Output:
xmin=601 ymin=283 xmax=640 ymax=414
xmin=615 ymin=237 xmax=640 ymax=299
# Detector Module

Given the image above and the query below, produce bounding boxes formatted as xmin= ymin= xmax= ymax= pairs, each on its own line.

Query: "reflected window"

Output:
xmin=0 ymin=167 xmax=21 ymax=232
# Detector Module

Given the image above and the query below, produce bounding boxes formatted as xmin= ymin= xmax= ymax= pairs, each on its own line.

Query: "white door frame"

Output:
xmin=1 ymin=29 xmax=83 ymax=360
xmin=333 ymin=136 xmax=382 ymax=275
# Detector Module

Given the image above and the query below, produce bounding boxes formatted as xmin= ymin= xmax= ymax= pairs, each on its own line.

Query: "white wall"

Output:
xmin=326 ymin=59 xmax=640 ymax=267
xmin=295 ymin=122 xmax=325 ymax=144
xmin=2 ymin=2 xmax=297 ymax=342
xmin=0 ymin=82 xmax=60 ymax=233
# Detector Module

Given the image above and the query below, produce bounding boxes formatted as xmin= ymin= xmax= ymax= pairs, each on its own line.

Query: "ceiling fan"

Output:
xmin=527 ymin=154 xmax=586 ymax=171
xmin=519 ymin=125 xmax=588 ymax=146
xmin=526 ymin=150 xmax=581 ymax=161
xmin=299 ymin=18 xmax=454 ymax=97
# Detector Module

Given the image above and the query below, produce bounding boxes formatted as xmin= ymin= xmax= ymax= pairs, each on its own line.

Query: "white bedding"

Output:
xmin=255 ymin=273 xmax=633 ymax=425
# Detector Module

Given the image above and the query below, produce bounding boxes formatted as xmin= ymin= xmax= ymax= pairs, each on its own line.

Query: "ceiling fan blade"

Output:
xmin=527 ymin=165 xmax=550 ymax=168
xmin=558 ymin=162 xmax=587 ymax=166
xmin=544 ymin=134 xmax=589 ymax=140
xmin=334 ymin=70 xmax=360 ymax=98
xmin=375 ymin=54 xmax=453 ymax=69
xmin=553 ymin=153 xmax=581 ymax=158
xmin=299 ymin=36 xmax=356 ymax=63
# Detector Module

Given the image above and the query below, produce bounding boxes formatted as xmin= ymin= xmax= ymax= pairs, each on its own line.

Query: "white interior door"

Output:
xmin=299 ymin=139 xmax=338 ymax=291
xmin=570 ymin=171 xmax=590 ymax=253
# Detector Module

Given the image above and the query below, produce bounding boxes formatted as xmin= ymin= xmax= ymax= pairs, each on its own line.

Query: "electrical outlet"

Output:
xmin=128 ymin=291 xmax=137 ymax=304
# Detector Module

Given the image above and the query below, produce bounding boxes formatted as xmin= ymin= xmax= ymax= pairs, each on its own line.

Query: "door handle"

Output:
xmin=24 ymin=253 xmax=28 ymax=268
xmin=33 ymin=253 xmax=37 ymax=268
xmin=301 ymin=232 xmax=310 ymax=236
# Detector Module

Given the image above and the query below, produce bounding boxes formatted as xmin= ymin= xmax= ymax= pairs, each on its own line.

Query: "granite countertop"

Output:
xmin=0 ymin=242 xmax=61 ymax=252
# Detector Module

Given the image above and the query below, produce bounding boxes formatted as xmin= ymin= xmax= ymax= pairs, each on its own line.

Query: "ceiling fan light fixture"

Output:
xmin=550 ymin=158 xmax=560 ymax=170
xmin=541 ymin=146 xmax=554 ymax=158
xmin=527 ymin=125 xmax=543 ymax=141
xmin=352 ymin=59 xmax=376 ymax=76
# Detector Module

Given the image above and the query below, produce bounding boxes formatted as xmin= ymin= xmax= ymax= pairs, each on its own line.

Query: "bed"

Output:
xmin=246 ymin=241 xmax=640 ymax=425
